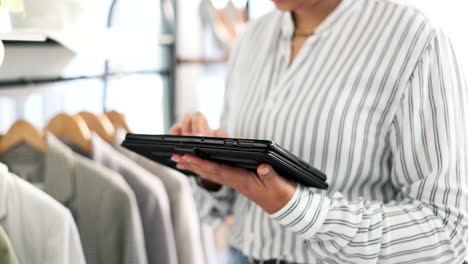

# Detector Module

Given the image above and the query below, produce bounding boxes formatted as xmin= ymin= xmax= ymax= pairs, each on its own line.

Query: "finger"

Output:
xmin=191 ymin=112 xmax=211 ymax=136
xmin=175 ymin=159 xmax=219 ymax=182
xmin=182 ymin=154 xmax=250 ymax=185
xmin=183 ymin=163 xmax=225 ymax=185
xmin=173 ymin=155 xmax=198 ymax=173
xmin=182 ymin=154 xmax=222 ymax=173
xmin=171 ymin=153 xmax=183 ymax=162
xmin=176 ymin=161 xmax=190 ymax=171
xmin=170 ymin=124 xmax=182 ymax=135
xmin=257 ymin=164 xmax=282 ymax=186
xmin=213 ymin=128 xmax=228 ymax=138
xmin=181 ymin=113 xmax=193 ymax=135
xmin=175 ymin=159 xmax=198 ymax=171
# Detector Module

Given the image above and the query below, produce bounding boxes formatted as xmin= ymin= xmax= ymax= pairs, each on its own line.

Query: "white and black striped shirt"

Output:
xmin=192 ymin=0 xmax=468 ymax=263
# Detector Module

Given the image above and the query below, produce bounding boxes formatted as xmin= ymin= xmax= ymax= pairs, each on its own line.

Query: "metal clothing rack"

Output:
xmin=0 ymin=0 xmax=178 ymax=131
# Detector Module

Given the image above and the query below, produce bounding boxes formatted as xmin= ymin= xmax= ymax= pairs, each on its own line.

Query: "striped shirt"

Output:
xmin=191 ymin=0 xmax=468 ymax=263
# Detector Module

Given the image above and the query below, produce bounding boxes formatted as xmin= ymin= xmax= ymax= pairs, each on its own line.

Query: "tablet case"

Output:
xmin=122 ymin=134 xmax=328 ymax=189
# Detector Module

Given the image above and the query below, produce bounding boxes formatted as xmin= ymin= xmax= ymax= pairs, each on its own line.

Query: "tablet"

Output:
xmin=122 ymin=134 xmax=328 ymax=189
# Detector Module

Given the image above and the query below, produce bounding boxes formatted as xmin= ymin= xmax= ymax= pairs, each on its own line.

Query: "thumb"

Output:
xmin=257 ymin=164 xmax=281 ymax=184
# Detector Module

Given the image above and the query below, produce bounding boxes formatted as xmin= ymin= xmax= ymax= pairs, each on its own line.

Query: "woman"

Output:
xmin=171 ymin=0 xmax=468 ymax=263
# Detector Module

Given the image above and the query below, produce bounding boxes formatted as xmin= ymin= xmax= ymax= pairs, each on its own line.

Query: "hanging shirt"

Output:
xmin=90 ymin=133 xmax=178 ymax=264
xmin=0 ymin=134 xmax=148 ymax=264
xmin=0 ymin=220 xmax=18 ymax=264
xmin=114 ymin=129 xmax=207 ymax=264
xmin=0 ymin=163 xmax=85 ymax=264
xmin=191 ymin=0 xmax=468 ymax=263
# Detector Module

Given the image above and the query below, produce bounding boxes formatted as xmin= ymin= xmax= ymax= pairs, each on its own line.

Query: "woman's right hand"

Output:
xmin=170 ymin=112 xmax=228 ymax=138
xmin=170 ymin=112 xmax=227 ymax=191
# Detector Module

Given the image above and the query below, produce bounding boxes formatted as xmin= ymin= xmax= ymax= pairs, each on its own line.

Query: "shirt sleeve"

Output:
xmin=270 ymin=29 xmax=468 ymax=263
xmin=190 ymin=179 xmax=237 ymax=228
xmin=46 ymin=209 xmax=86 ymax=264
xmin=99 ymin=178 xmax=148 ymax=264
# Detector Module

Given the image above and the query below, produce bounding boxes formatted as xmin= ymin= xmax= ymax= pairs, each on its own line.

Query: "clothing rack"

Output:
xmin=0 ymin=0 xmax=178 ymax=131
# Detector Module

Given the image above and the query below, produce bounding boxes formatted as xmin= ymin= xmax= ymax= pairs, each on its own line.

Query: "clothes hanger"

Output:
xmin=0 ymin=120 xmax=46 ymax=153
xmin=45 ymin=113 xmax=92 ymax=153
xmin=104 ymin=110 xmax=131 ymax=133
xmin=76 ymin=111 xmax=115 ymax=144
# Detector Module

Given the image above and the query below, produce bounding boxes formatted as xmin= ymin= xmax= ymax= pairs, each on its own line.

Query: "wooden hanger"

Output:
xmin=104 ymin=110 xmax=131 ymax=133
xmin=77 ymin=111 xmax=115 ymax=144
xmin=0 ymin=120 xmax=46 ymax=153
xmin=45 ymin=113 xmax=92 ymax=153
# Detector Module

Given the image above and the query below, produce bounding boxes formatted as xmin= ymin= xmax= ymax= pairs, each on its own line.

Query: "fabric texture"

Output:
xmin=114 ymin=129 xmax=207 ymax=264
xmin=0 ymin=162 xmax=85 ymax=264
xmin=91 ymin=133 xmax=178 ymax=264
xmin=0 ymin=220 xmax=19 ymax=264
xmin=0 ymin=134 xmax=147 ymax=264
xmin=191 ymin=0 xmax=468 ymax=263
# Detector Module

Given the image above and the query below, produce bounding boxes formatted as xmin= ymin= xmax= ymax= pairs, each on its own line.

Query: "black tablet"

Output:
xmin=122 ymin=134 xmax=328 ymax=189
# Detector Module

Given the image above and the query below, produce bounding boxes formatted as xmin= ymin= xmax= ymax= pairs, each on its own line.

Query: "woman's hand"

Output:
xmin=172 ymin=153 xmax=297 ymax=214
xmin=170 ymin=112 xmax=228 ymax=137
xmin=170 ymin=112 xmax=297 ymax=214
xmin=170 ymin=112 xmax=228 ymax=190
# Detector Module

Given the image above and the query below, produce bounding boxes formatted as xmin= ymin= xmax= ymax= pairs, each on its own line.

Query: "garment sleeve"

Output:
xmin=99 ymin=179 xmax=148 ymax=264
xmin=191 ymin=179 xmax=237 ymax=228
xmin=116 ymin=188 xmax=148 ymax=264
xmin=270 ymin=29 xmax=468 ymax=263
xmin=46 ymin=209 xmax=86 ymax=264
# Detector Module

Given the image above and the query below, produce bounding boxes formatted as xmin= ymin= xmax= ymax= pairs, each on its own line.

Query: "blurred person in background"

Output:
xmin=198 ymin=0 xmax=247 ymax=62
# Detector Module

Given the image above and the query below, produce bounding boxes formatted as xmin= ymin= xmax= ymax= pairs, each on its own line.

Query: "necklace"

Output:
xmin=293 ymin=30 xmax=315 ymax=37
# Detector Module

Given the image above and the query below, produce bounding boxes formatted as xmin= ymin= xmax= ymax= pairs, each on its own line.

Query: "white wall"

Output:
xmin=248 ymin=0 xmax=274 ymax=19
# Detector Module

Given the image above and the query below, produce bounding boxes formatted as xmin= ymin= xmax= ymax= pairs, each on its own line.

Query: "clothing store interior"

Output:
xmin=1 ymin=0 xmax=468 ymax=263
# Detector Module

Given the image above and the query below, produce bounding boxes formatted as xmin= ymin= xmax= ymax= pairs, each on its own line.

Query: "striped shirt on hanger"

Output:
xmin=191 ymin=0 xmax=468 ymax=263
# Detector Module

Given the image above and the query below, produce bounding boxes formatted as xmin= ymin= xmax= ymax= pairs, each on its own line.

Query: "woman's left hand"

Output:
xmin=172 ymin=153 xmax=297 ymax=214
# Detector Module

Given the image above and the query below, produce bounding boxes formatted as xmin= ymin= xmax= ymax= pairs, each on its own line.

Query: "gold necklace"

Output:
xmin=293 ymin=30 xmax=315 ymax=37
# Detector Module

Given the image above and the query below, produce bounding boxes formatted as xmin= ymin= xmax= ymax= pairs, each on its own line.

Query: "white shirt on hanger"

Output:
xmin=0 ymin=163 xmax=86 ymax=264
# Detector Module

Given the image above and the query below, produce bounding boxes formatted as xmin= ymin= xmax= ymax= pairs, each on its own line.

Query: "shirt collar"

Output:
xmin=113 ymin=128 xmax=127 ymax=147
xmin=281 ymin=0 xmax=358 ymax=39
xmin=90 ymin=132 xmax=108 ymax=162
xmin=43 ymin=133 xmax=76 ymax=204
xmin=0 ymin=134 xmax=76 ymax=219
xmin=90 ymin=129 xmax=127 ymax=161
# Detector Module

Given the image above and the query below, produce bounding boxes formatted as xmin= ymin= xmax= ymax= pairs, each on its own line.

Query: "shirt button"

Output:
xmin=249 ymin=232 xmax=256 ymax=241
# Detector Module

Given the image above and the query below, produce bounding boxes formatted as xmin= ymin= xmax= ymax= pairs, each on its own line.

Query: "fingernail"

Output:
xmin=171 ymin=156 xmax=180 ymax=162
xmin=259 ymin=165 xmax=270 ymax=175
